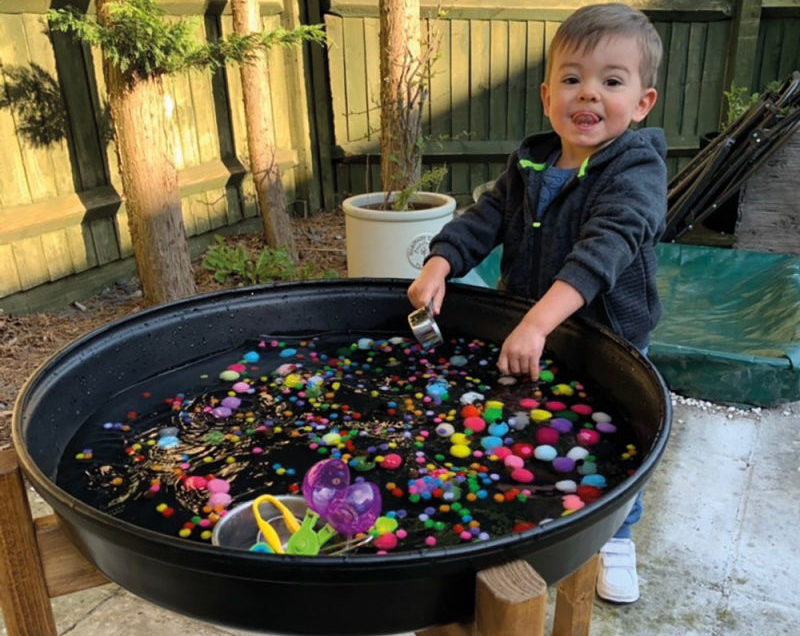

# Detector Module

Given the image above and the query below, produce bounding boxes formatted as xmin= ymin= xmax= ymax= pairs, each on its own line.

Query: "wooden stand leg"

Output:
xmin=475 ymin=560 xmax=548 ymax=636
xmin=418 ymin=554 xmax=599 ymax=636
xmin=0 ymin=450 xmax=57 ymax=636
xmin=552 ymin=553 xmax=600 ymax=636
xmin=417 ymin=559 xmax=547 ymax=636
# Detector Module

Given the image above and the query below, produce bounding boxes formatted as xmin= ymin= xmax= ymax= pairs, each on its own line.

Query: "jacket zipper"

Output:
xmin=522 ymin=160 xmax=547 ymax=299
xmin=526 ymin=156 xmax=589 ymax=299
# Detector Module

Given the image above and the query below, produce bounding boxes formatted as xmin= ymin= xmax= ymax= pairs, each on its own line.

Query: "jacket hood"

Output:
xmin=517 ymin=128 xmax=667 ymax=171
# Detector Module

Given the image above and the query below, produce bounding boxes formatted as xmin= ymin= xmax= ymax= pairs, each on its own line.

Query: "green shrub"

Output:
xmin=48 ymin=0 xmax=326 ymax=81
xmin=202 ymin=235 xmax=337 ymax=285
xmin=722 ymin=80 xmax=782 ymax=129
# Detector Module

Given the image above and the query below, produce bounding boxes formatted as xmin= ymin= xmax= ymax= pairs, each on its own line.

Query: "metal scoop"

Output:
xmin=408 ymin=302 xmax=443 ymax=349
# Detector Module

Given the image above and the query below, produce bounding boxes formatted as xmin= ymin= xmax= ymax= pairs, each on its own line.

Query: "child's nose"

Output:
xmin=578 ymin=80 xmax=600 ymax=101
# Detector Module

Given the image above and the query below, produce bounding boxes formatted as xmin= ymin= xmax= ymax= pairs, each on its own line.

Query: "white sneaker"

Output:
xmin=596 ymin=538 xmax=640 ymax=603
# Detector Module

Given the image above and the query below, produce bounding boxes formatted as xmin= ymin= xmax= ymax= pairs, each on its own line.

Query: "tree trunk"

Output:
xmin=98 ymin=0 xmax=196 ymax=306
xmin=231 ymin=0 xmax=297 ymax=259
xmin=379 ymin=0 xmax=422 ymax=195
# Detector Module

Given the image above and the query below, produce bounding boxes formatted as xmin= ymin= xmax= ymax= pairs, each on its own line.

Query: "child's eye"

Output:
xmin=605 ymin=77 xmax=623 ymax=87
xmin=561 ymin=76 xmax=580 ymax=85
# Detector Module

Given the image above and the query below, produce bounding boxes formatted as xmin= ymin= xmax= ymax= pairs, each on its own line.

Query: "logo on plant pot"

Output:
xmin=407 ymin=233 xmax=434 ymax=270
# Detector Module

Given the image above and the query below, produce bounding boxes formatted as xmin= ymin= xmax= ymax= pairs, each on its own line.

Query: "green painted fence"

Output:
xmin=325 ymin=0 xmax=800 ymax=204
xmin=1 ymin=0 xmax=799 ymax=313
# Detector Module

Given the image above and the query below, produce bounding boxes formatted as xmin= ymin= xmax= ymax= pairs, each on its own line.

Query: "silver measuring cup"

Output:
xmin=407 ymin=303 xmax=443 ymax=348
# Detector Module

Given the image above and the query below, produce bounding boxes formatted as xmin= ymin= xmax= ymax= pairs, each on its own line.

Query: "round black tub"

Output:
xmin=13 ymin=280 xmax=671 ymax=635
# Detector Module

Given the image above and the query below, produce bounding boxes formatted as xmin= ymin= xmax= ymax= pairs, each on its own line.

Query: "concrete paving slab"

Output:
xmin=717 ymin=592 xmax=800 ymax=635
xmin=635 ymin=409 xmax=756 ymax=585
xmin=728 ymin=408 xmax=800 ymax=611
xmin=59 ymin=588 xmax=235 ymax=636
xmin=3 ymin=396 xmax=799 ymax=636
xmin=47 ymin=585 xmax=119 ymax=635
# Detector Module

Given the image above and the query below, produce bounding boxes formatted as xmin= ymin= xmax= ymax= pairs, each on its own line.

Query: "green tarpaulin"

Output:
xmin=456 ymin=243 xmax=800 ymax=407
xmin=650 ymin=243 xmax=800 ymax=406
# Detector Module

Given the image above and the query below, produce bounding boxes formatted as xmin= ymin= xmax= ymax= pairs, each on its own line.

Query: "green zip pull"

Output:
xmin=519 ymin=158 xmax=546 ymax=171
xmin=577 ymin=156 xmax=590 ymax=178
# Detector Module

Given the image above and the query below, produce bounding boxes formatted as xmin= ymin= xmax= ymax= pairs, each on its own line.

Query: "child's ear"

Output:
xmin=632 ymin=87 xmax=658 ymax=123
xmin=540 ymin=82 xmax=551 ymax=118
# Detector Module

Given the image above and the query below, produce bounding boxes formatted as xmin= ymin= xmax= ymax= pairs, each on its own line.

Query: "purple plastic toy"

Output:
xmin=301 ymin=459 xmax=382 ymax=535
xmin=326 ymin=481 xmax=382 ymax=535
xmin=302 ymin=458 xmax=350 ymax=516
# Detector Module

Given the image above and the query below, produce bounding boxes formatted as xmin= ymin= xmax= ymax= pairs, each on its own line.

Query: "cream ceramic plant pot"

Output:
xmin=343 ymin=191 xmax=457 ymax=278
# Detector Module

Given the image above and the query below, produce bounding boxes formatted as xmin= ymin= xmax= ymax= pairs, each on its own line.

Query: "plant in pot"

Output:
xmin=342 ymin=0 xmax=455 ymax=278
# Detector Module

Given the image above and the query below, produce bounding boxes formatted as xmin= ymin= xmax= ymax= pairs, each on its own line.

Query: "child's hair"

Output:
xmin=545 ymin=3 xmax=663 ymax=88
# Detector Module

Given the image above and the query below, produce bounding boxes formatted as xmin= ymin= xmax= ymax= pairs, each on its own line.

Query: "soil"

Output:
xmin=0 ymin=210 xmax=347 ymax=452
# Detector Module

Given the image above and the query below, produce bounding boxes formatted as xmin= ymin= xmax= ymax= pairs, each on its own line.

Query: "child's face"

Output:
xmin=540 ymin=35 xmax=657 ymax=168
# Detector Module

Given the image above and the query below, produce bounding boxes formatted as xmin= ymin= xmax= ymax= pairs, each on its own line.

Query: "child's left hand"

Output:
xmin=498 ymin=322 xmax=547 ymax=380
xmin=497 ymin=280 xmax=585 ymax=380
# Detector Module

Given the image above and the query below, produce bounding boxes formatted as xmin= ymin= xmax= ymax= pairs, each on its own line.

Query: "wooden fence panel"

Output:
xmin=429 ymin=17 xmax=451 ymax=191
xmin=507 ymin=21 xmax=528 ymax=143
xmin=754 ymin=16 xmax=800 ymax=90
xmin=66 ymin=223 xmax=100 ymax=273
xmin=50 ymin=34 xmax=108 ymax=191
xmin=0 ymin=245 xmax=21 ymax=298
xmin=12 ymin=236 xmax=50 ymax=291
xmin=21 ymin=13 xmax=75 ymax=197
xmin=0 ymin=14 xmax=60 ymax=204
xmin=469 ymin=19 xmax=491 ymax=191
xmin=524 ymin=21 xmax=547 ymax=141
xmin=0 ymin=1 xmax=317 ymax=311
xmin=3 ymin=0 xmax=800 ymax=311
xmin=697 ymin=22 xmax=728 ymax=133
xmin=207 ymin=187 xmax=230 ymax=229
xmin=489 ymin=20 xmax=509 ymax=142
xmin=0 ymin=62 xmax=31 ymax=208
xmin=115 ymin=204 xmax=133 ymax=259
xmin=449 ymin=18 xmax=471 ymax=198
xmin=87 ymin=41 xmax=124 ymax=193
xmin=41 ymin=230 xmax=75 ymax=282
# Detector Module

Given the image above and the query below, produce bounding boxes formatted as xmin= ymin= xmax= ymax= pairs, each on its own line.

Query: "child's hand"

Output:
xmin=498 ymin=321 xmax=547 ymax=380
xmin=407 ymin=256 xmax=451 ymax=314
xmin=497 ymin=280 xmax=585 ymax=380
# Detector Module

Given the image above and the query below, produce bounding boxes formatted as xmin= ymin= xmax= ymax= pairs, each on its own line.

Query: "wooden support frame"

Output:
xmin=0 ymin=449 xmax=109 ymax=636
xmin=416 ymin=555 xmax=599 ymax=636
xmin=1 ymin=448 xmax=597 ymax=636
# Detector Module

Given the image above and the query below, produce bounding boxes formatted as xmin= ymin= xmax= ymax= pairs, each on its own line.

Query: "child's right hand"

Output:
xmin=407 ymin=256 xmax=451 ymax=315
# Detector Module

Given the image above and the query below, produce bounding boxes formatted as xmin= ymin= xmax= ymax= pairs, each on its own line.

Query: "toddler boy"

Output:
xmin=408 ymin=2 xmax=666 ymax=603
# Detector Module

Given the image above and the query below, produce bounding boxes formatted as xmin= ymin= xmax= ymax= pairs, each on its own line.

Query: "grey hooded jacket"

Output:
xmin=427 ymin=127 xmax=667 ymax=349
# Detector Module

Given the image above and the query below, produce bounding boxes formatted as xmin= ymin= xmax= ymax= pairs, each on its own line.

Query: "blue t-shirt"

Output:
xmin=536 ymin=163 xmax=576 ymax=218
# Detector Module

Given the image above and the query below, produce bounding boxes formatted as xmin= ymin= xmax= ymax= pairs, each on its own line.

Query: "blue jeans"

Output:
xmin=614 ymin=491 xmax=643 ymax=539
xmin=614 ymin=344 xmax=648 ymax=540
